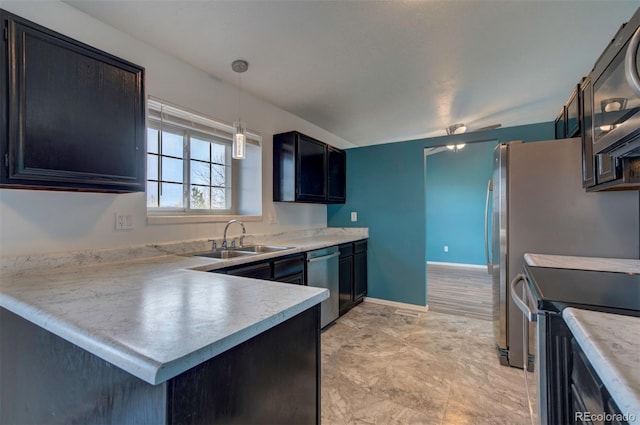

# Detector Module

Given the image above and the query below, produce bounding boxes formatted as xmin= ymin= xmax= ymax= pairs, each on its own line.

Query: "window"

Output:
xmin=146 ymin=98 xmax=261 ymax=217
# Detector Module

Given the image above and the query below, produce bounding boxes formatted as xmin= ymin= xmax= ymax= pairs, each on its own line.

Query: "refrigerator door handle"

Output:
xmin=484 ymin=179 xmax=493 ymax=275
xmin=625 ymin=27 xmax=640 ymax=97
xmin=510 ymin=274 xmax=536 ymax=322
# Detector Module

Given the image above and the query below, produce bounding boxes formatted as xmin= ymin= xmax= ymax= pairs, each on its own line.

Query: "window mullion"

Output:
xmin=184 ymin=130 xmax=190 ymax=212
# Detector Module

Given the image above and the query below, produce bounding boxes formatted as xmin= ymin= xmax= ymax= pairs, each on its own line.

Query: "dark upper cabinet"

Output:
xmin=566 ymin=86 xmax=580 ymax=138
xmin=296 ymin=133 xmax=327 ymax=202
xmin=554 ymin=106 xmax=566 ymax=139
xmin=327 ymin=146 xmax=346 ymax=203
xmin=273 ymin=131 xmax=346 ymax=204
xmin=0 ymin=10 xmax=145 ymax=192
xmin=581 ymin=78 xmax=596 ymax=188
xmin=555 ymin=85 xmax=581 ymax=140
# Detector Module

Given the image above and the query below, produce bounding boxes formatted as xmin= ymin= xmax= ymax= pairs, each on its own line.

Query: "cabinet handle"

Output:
xmin=626 ymin=27 xmax=640 ymax=97
xmin=484 ymin=179 xmax=493 ymax=275
xmin=307 ymin=252 xmax=340 ymax=264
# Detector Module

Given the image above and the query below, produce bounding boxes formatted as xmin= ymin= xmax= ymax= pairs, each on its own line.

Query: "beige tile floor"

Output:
xmin=321 ymin=302 xmax=532 ymax=425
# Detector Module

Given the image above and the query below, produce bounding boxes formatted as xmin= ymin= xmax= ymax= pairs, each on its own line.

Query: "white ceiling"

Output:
xmin=64 ymin=0 xmax=639 ymax=147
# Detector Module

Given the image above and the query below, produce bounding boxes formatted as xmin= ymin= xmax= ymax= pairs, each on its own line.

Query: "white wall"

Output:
xmin=0 ymin=1 xmax=357 ymax=257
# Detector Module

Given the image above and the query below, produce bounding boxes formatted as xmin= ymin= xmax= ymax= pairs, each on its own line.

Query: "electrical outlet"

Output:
xmin=115 ymin=213 xmax=134 ymax=231
xmin=351 ymin=211 xmax=358 ymax=222
xmin=444 ymin=245 xmax=449 ymax=252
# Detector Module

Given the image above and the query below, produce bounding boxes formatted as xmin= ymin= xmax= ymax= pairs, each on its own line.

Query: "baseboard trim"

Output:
xmin=364 ymin=297 xmax=429 ymax=312
xmin=427 ymin=261 xmax=488 ymax=270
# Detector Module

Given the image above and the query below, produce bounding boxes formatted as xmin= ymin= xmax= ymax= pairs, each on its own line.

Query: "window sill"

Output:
xmin=147 ymin=214 xmax=263 ymax=225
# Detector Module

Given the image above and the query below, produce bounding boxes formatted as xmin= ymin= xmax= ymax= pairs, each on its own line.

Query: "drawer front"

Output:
xmin=273 ymin=254 xmax=305 ymax=280
xmin=338 ymin=243 xmax=353 ymax=257
xmin=354 ymin=240 xmax=367 ymax=254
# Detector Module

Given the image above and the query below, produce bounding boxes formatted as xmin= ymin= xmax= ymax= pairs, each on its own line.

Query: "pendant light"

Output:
xmin=232 ymin=59 xmax=249 ymax=159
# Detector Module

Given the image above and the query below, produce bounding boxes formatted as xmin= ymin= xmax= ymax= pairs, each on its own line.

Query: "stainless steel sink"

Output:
xmin=194 ymin=250 xmax=257 ymax=259
xmin=234 ymin=245 xmax=293 ymax=253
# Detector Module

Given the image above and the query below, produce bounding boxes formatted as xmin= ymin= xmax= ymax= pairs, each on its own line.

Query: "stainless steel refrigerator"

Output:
xmin=486 ymin=138 xmax=640 ymax=369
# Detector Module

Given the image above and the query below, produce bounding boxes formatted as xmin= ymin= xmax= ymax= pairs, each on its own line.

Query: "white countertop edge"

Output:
xmin=1 ymin=288 xmax=328 ymax=385
xmin=563 ymin=308 xmax=640 ymax=425
xmin=154 ymin=290 xmax=327 ymax=384
xmin=524 ymin=253 xmax=640 ymax=273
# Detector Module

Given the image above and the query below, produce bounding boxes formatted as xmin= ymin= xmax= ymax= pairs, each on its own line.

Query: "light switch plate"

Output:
xmin=350 ymin=211 xmax=358 ymax=222
xmin=115 ymin=213 xmax=134 ymax=230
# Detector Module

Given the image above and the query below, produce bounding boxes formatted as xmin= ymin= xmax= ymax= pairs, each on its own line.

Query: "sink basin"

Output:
xmin=194 ymin=250 xmax=257 ymax=259
xmin=234 ymin=245 xmax=293 ymax=253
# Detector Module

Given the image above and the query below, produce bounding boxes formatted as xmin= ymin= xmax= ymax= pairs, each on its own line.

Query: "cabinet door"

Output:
xmin=327 ymin=147 xmax=346 ymax=203
xmin=353 ymin=251 xmax=367 ymax=302
xmin=1 ymin=11 xmax=145 ymax=192
xmin=566 ymin=87 xmax=580 ymax=138
xmin=276 ymin=273 xmax=304 ymax=285
xmin=581 ymin=78 xmax=596 ymax=188
xmin=296 ymin=134 xmax=327 ymax=202
xmin=338 ymin=255 xmax=353 ymax=315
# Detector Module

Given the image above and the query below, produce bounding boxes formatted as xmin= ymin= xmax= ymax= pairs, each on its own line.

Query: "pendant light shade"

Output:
xmin=233 ymin=121 xmax=246 ymax=159
xmin=232 ymin=59 xmax=249 ymax=160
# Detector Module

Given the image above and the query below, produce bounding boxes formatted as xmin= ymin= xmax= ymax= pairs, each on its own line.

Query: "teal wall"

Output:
xmin=328 ymin=122 xmax=554 ymax=307
xmin=426 ymin=140 xmax=499 ymax=265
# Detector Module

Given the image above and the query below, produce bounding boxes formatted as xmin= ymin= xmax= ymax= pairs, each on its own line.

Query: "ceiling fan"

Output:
xmin=426 ymin=122 xmax=502 ymax=154
xmin=445 ymin=122 xmax=502 ymax=136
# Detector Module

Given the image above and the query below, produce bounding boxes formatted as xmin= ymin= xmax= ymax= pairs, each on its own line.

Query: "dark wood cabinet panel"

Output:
xmin=297 ymin=134 xmax=327 ymax=202
xmin=581 ymin=78 xmax=596 ymax=188
xmin=354 ymin=250 xmax=368 ymax=302
xmin=0 ymin=10 xmax=145 ymax=192
xmin=273 ymin=131 xmax=346 ymax=204
xmin=168 ymin=306 xmax=320 ymax=425
xmin=225 ymin=262 xmax=272 ymax=280
xmin=555 ymin=107 xmax=566 ymax=139
xmin=566 ymin=86 xmax=580 ymax=138
xmin=338 ymin=240 xmax=368 ymax=315
xmin=338 ymin=253 xmax=353 ymax=314
xmin=327 ymin=146 xmax=346 ymax=203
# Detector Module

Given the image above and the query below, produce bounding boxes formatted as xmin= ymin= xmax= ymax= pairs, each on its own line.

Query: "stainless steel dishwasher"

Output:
xmin=306 ymin=246 xmax=340 ymax=328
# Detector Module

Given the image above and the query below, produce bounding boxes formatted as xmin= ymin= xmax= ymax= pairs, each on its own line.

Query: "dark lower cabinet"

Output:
xmin=169 ymin=306 xmax=320 ymax=425
xmin=543 ymin=314 xmax=629 ymax=425
xmin=338 ymin=243 xmax=354 ymax=315
xmin=544 ymin=314 xmax=573 ymax=425
xmin=1 ymin=306 xmax=320 ymax=425
xmin=353 ymin=240 xmax=368 ymax=302
xmin=214 ymin=253 xmax=306 ymax=285
xmin=338 ymin=239 xmax=368 ymax=316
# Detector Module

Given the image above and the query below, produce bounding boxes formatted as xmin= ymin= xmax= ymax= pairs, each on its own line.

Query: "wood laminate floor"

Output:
xmin=426 ymin=263 xmax=493 ymax=321
xmin=321 ymin=302 xmax=530 ymax=425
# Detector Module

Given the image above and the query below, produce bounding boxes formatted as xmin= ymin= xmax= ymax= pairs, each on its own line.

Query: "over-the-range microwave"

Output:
xmin=591 ymin=7 xmax=640 ymax=158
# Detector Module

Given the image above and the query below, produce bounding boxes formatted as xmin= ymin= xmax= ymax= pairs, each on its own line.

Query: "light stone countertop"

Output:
xmin=0 ymin=228 xmax=368 ymax=385
xmin=563 ymin=308 xmax=640 ymax=425
xmin=524 ymin=253 xmax=640 ymax=273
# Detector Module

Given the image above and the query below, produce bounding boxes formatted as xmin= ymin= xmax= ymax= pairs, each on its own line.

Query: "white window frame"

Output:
xmin=146 ymin=97 xmax=261 ymax=222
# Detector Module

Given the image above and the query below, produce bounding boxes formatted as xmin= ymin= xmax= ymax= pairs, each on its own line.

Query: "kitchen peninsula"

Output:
xmin=0 ymin=228 xmax=367 ymax=424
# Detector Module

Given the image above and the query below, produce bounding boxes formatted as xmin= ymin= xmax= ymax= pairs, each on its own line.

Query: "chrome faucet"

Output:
xmin=222 ymin=219 xmax=246 ymax=249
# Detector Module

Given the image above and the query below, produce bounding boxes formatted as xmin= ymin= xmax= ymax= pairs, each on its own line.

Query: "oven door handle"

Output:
xmin=510 ymin=274 xmax=537 ymax=322
xmin=626 ymin=26 xmax=640 ymax=97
